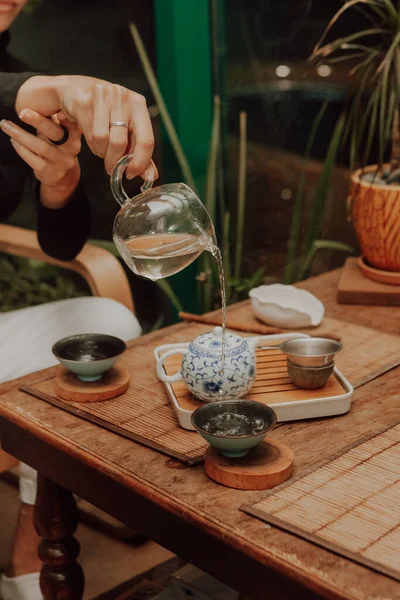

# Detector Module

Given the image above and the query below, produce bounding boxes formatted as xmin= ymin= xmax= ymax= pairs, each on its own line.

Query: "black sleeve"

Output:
xmin=0 ymin=163 xmax=29 ymax=222
xmin=36 ymin=177 xmax=92 ymax=262
xmin=0 ymin=70 xmax=92 ymax=261
xmin=0 ymin=73 xmax=37 ymax=219
xmin=0 ymin=71 xmax=40 ymax=120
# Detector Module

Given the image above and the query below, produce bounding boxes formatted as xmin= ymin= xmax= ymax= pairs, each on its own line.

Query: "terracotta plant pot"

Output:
xmin=351 ymin=165 xmax=400 ymax=272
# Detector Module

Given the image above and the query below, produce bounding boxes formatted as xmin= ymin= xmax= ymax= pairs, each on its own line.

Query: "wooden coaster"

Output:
xmin=337 ymin=257 xmax=400 ymax=305
xmin=55 ymin=365 xmax=130 ymax=403
xmin=204 ymin=439 xmax=294 ymax=490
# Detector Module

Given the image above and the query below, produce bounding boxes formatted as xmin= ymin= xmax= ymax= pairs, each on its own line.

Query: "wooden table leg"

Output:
xmin=34 ymin=474 xmax=84 ymax=600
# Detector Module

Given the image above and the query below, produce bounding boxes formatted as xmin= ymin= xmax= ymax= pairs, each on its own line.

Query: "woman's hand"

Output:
xmin=0 ymin=109 xmax=82 ymax=209
xmin=15 ymin=75 xmax=158 ymax=180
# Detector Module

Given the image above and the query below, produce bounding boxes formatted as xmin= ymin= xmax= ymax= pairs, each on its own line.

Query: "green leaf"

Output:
xmin=148 ymin=314 xmax=165 ymax=333
xmin=377 ymin=30 xmax=400 ymax=169
xmin=327 ymin=52 xmax=369 ymax=64
xmin=314 ymin=29 xmax=389 ymax=60
xmin=154 ymin=279 xmax=183 ymax=313
xmin=362 ymin=81 xmax=381 ymax=165
xmin=380 ymin=0 xmax=399 ymax=24
xmin=385 ymin=86 xmax=396 ymax=144
xmin=312 ymin=1 xmax=388 ymax=56
xmin=349 ymin=48 xmax=381 ymax=76
xmin=299 ymin=240 xmax=356 ymax=281
xmin=354 ymin=3 xmax=382 ymax=27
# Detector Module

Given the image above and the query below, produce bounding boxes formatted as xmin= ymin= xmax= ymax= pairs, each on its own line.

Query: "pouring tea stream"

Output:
xmin=110 ymin=154 xmax=227 ymax=373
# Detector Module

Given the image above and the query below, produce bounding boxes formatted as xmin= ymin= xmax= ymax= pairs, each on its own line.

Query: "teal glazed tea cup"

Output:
xmin=191 ymin=400 xmax=277 ymax=458
xmin=52 ymin=333 xmax=126 ymax=382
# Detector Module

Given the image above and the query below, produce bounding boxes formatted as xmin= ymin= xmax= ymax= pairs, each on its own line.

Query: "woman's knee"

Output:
xmin=57 ymin=297 xmax=142 ymax=341
xmin=81 ymin=297 xmax=142 ymax=340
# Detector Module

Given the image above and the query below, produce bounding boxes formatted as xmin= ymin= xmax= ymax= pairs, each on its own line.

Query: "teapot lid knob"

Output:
xmin=213 ymin=326 xmax=223 ymax=338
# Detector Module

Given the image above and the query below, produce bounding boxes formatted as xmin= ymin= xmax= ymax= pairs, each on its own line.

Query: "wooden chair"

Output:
xmin=0 ymin=223 xmax=135 ymax=472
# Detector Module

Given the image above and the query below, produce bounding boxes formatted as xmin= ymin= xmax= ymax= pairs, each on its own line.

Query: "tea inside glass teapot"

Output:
xmin=111 ymin=155 xmax=216 ymax=281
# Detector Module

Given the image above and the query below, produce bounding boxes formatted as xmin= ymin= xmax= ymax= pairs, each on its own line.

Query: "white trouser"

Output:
xmin=0 ymin=296 xmax=141 ymax=504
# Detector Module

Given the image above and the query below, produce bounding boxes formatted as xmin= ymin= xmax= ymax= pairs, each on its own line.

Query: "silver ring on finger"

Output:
xmin=110 ymin=121 xmax=129 ymax=128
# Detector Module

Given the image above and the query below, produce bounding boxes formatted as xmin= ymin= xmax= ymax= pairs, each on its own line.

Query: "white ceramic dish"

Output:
xmin=154 ymin=333 xmax=353 ymax=431
xmin=249 ymin=284 xmax=324 ymax=328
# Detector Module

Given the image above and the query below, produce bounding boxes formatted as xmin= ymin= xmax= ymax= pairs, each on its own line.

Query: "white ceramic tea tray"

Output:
xmin=154 ymin=333 xmax=353 ymax=431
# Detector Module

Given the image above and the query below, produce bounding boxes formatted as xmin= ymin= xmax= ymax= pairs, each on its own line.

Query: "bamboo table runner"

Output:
xmin=23 ymin=346 xmax=345 ymax=466
xmin=242 ymin=422 xmax=400 ymax=581
xmin=20 ymin=312 xmax=400 ymax=466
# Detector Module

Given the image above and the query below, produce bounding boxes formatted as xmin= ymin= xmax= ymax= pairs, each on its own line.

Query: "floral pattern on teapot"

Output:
xmin=182 ymin=339 xmax=256 ymax=401
xmin=156 ymin=327 xmax=261 ymax=403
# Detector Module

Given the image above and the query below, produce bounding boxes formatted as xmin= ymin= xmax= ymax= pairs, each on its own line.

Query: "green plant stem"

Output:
xmin=301 ymin=111 xmax=346 ymax=261
xmin=285 ymin=101 xmax=328 ymax=284
xmin=223 ymin=211 xmax=231 ymax=303
xmin=363 ymin=81 xmax=381 ymax=166
xmin=205 ymin=96 xmax=221 ymax=224
xmin=199 ymin=95 xmax=221 ymax=313
xmin=298 ymin=240 xmax=355 ymax=281
xmin=234 ymin=111 xmax=247 ymax=280
xmin=129 ymin=23 xmax=197 ymax=193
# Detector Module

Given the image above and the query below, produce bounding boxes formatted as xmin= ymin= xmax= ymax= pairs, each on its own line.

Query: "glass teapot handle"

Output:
xmin=110 ymin=154 xmax=156 ymax=207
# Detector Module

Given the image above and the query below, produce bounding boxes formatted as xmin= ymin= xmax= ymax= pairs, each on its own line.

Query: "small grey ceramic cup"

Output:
xmin=287 ymin=359 xmax=334 ymax=389
xmin=191 ymin=400 xmax=277 ymax=458
xmin=52 ymin=333 xmax=126 ymax=382
xmin=279 ymin=337 xmax=342 ymax=368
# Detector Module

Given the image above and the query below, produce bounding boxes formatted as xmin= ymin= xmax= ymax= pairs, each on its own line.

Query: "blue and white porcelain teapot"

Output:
xmin=156 ymin=327 xmax=271 ymax=403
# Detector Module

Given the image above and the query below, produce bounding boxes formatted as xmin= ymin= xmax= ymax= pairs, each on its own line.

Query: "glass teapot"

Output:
xmin=110 ymin=155 xmax=216 ymax=281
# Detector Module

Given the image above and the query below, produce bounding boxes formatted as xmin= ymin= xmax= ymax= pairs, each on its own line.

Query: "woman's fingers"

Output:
xmin=142 ymin=159 xmax=159 ymax=183
xmin=67 ymin=85 xmax=95 ymax=153
xmin=0 ymin=119 xmax=60 ymax=164
xmin=126 ymin=94 xmax=155 ymax=179
xmin=17 ymin=109 xmax=82 ymax=157
xmin=104 ymin=85 xmax=130 ymax=174
xmin=56 ymin=112 xmax=82 ymax=155
xmin=91 ymin=84 xmax=113 ymax=158
xmin=0 ymin=110 xmax=81 ymax=189
xmin=10 ymin=139 xmax=59 ymax=181
xmin=58 ymin=79 xmax=156 ymax=178
xmin=19 ymin=108 xmax=64 ymax=142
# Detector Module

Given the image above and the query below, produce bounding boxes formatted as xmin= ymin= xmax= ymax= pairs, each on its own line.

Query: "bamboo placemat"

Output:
xmin=21 ymin=349 xmax=208 ymax=466
xmin=242 ymin=422 xmax=400 ymax=581
xmin=164 ymin=348 xmax=346 ymax=412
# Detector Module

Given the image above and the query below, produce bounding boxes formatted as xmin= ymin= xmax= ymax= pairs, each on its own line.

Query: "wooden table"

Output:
xmin=1 ymin=269 xmax=400 ymax=600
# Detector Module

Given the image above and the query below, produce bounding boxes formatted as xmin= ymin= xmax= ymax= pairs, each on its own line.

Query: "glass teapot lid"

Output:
xmin=192 ymin=327 xmax=243 ymax=353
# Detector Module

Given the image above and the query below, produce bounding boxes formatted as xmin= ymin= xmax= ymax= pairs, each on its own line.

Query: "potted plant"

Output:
xmin=312 ymin=0 xmax=400 ymax=276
